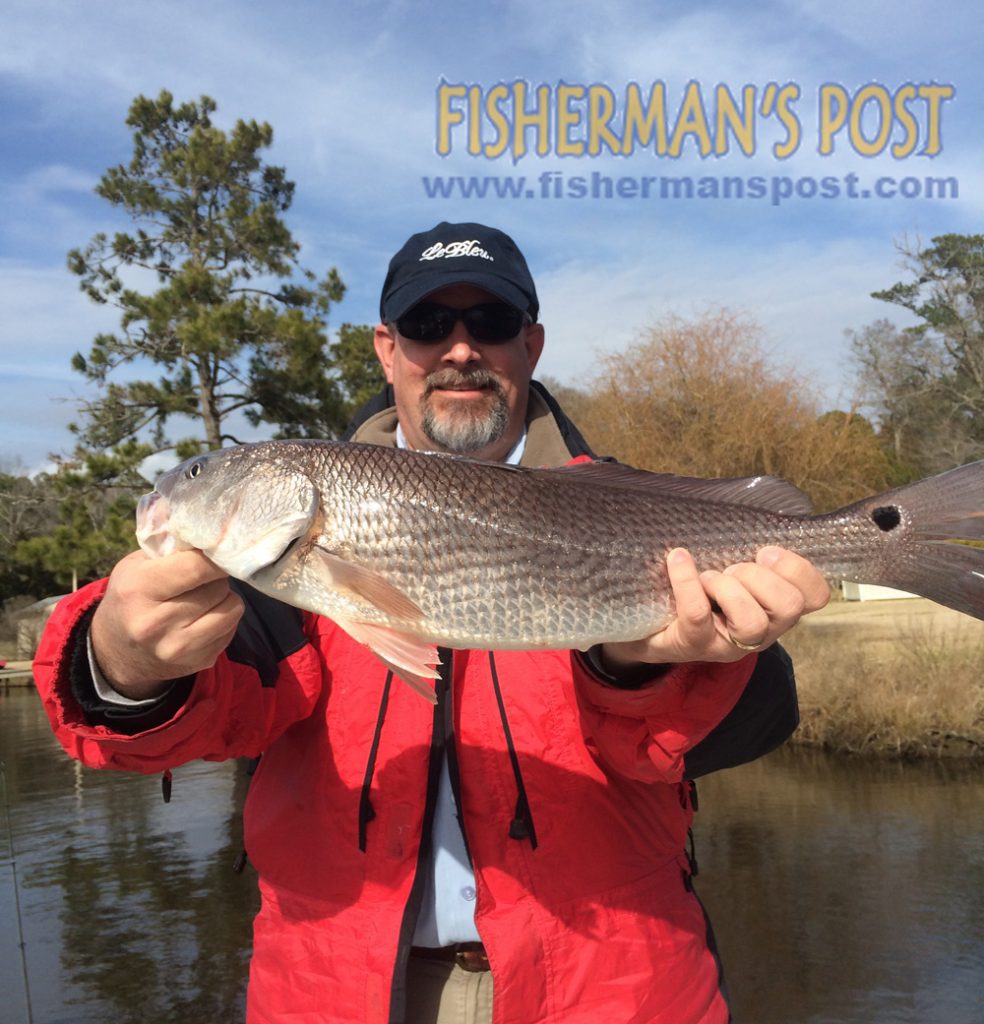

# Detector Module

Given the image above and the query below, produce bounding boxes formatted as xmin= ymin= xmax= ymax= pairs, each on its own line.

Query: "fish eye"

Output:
xmin=185 ymin=461 xmax=205 ymax=480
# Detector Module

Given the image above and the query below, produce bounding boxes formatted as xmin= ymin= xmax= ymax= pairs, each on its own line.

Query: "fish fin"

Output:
xmin=847 ymin=460 xmax=984 ymax=621
xmin=337 ymin=617 xmax=440 ymax=703
xmin=310 ymin=548 xmax=426 ymax=621
xmin=875 ymin=541 xmax=984 ymax=622
xmin=377 ymin=659 xmax=440 ymax=704
xmin=410 ymin=449 xmax=525 ymax=473
xmin=862 ymin=459 xmax=984 ymax=543
xmin=546 ymin=462 xmax=814 ymax=514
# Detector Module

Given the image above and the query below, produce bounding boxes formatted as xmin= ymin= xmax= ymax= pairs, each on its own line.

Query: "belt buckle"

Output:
xmin=454 ymin=947 xmax=490 ymax=973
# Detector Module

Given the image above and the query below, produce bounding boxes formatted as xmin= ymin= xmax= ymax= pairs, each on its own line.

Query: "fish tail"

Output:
xmin=863 ymin=461 xmax=984 ymax=620
xmin=881 ymin=460 xmax=984 ymax=544
xmin=878 ymin=541 xmax=984 ymax=621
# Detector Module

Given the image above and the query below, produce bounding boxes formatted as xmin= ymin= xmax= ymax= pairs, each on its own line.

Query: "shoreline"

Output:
xmin=781 ymin=596 xmax=983 ymax=760
xmin=0 ymin=660 xmax=34 ymax=686
xmin=6 ymin=597 xmax=983 ymax=761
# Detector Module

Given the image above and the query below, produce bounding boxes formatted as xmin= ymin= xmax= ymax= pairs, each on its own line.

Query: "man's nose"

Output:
xmin=442 ymin=319 xmax=482 ymax=363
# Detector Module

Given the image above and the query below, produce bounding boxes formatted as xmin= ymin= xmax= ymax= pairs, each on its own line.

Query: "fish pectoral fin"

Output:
xmin=377 ymin=660 xmax=440 ymax=704
xmin=337 ymin=617 xmax=440 ymax=704
xmin=309 ymin=549 xmax=437 ymax=699
xmin=310 ymin=548 xmax=426 ymax=621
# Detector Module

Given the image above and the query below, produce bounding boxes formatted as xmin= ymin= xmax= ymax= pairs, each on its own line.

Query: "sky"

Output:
xmin=1 ymin=0 xmax=980 ymax=475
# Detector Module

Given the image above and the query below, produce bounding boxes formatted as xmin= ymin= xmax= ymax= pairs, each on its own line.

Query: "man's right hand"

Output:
xmin=91 ymin=549 xmax=245 ymax=700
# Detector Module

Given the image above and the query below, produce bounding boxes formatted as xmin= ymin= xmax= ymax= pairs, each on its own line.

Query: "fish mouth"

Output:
xmin=136 ymin=491 xmax=176 ymax=558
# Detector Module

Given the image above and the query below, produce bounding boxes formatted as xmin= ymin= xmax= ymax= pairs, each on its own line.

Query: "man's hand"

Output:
xmin=91 ymin=549 xmax=244 ymax=700
xmin=601 ymin=546 xmax=830 ymax=671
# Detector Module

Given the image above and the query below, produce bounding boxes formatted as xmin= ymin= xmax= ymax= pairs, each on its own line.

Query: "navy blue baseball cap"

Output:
xmin=380 ymin=222 xmax=539 ymax=322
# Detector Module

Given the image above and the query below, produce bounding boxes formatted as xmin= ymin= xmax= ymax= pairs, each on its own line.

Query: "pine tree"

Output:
xmin=68 ymin=90 xmax=358 ymax=458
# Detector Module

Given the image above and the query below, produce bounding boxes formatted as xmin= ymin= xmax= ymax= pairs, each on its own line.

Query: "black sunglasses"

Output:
xmin=395 ymin=302 xmax=531 ymax=344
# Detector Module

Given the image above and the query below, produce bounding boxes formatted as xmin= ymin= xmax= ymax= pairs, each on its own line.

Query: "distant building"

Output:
xmin=14 ymin=596 xmax=65 ymax=659
xmin=840 ymin=582 xmax=915 ymax=602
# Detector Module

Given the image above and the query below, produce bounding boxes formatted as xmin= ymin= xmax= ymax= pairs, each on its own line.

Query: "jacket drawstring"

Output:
xmin=358 ymin=660 xmax=537 ymax=851
xmin=358 ymin=670 xmax=394 ymax=851
xmin=233 ymin=756 xmax=262 ymax=873
xmin=677 ymin=780 xmax=700 ymax=884
xmin=488 ymin=652 xmax=538 ymax=848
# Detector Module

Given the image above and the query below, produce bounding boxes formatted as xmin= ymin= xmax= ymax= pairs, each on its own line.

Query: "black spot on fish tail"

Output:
xmin=872 ymin=506 xmax=902 ymax=532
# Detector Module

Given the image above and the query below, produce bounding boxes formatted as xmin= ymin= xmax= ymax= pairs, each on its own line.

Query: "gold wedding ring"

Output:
xmin=727 ymin=633 xmax=766 ymax=652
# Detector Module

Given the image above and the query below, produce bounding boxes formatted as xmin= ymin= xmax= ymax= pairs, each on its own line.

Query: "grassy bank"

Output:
xmin=783 ymin=597 xmax=984 ymax=759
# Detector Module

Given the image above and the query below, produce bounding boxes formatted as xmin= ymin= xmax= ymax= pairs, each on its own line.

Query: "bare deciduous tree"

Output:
xmin=571 ymin=309 xmax=896 ymax=511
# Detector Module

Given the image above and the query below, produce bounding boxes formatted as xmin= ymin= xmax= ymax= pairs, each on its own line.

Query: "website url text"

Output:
xmin=421 ymin=171 xmax=958 ymax=206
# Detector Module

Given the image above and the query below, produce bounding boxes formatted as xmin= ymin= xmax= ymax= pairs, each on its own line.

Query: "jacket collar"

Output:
xmin=344 ymin=380 xmax=596 ymax=468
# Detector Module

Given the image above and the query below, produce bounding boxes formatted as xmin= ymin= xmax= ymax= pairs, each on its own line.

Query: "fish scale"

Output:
xmin=136 ymin=440 xmax=984 ymax=694
xmin=320 ymin=454 xmax=645 ymax=646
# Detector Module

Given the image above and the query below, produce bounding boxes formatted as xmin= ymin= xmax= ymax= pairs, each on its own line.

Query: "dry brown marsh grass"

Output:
xmin=784 ymin=601 xmax=984 ymax=758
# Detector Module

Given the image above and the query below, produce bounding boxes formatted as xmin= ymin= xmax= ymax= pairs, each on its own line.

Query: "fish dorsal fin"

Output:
xmin=310 ymin=548 xmax=426 ymax=621
xmin=547 ymin=462 xmax=814 ymax=514
xmin=411 ymin=449 xmax=525 ymax=474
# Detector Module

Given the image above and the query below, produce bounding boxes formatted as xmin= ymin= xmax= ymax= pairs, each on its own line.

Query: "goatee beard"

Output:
xmin=420 ymin=368 xmax=509 ymax=454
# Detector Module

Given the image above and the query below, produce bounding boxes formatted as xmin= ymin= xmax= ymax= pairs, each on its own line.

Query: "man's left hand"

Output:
xmin=600 ymin=546 xmax=830 ymax=671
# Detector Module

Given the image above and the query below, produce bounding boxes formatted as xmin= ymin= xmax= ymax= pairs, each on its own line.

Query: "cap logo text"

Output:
xmin=419 ymin=240 xmax=494 ymax=262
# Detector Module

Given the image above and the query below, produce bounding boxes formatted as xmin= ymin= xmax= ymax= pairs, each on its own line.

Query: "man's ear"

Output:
xmin=373 ymin=323 xmax=396 ymax=384
xmin=524 ymin=322 xmax=545 ymax=375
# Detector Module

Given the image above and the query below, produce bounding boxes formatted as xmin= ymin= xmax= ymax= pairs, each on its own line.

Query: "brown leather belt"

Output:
xmin=410 ymin=942 xmax=491 ymax=973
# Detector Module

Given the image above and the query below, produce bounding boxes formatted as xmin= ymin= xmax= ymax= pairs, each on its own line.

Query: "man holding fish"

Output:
xmin=36 ymin=222 xmax=835 ymax=1024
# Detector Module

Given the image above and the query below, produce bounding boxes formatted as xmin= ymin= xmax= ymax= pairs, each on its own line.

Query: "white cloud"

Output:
xmin=533 ymin=232 xmax=918 ymax=411
xmin=779 ymin=0 xmax=983 ymax=59
xmin=0 ymin=261 xmax=114 ymax=371
xmin=0 ymin=261 xmax=112 ymax=469
xmin=13 ymin=163 xmax=97 ymax=198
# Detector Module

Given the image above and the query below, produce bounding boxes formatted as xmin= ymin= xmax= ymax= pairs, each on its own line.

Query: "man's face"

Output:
xmin=374 ymin=284 xmax=544 ymax=462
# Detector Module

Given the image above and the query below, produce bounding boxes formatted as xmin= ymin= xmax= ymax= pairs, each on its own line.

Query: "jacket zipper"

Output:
xmin=386 ymin=649 xmax=453 ymax=1024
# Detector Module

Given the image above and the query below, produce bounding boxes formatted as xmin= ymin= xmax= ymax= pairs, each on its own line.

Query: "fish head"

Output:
xmin=136 ymin=444 xmax=319 ymax=579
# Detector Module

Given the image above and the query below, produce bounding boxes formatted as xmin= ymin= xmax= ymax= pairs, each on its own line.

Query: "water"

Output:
xmin=2 ymin=685 xmax=982 ymax=1024
xmin=694 ymin=750 xmax=984 ymax=1024
xmin=0 ymin=686 xmax=257 ymax=1024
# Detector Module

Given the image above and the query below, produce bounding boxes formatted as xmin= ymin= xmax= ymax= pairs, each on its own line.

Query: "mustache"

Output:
xmin=424 ymin=368 xmax=504 ymax=396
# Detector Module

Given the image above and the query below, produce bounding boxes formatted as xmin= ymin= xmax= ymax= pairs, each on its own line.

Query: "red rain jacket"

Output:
xmin=35 ymin=581 xmax=754 ymax=1023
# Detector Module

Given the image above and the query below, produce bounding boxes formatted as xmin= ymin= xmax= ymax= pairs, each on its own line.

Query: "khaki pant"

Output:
xmin=404 ymin=954 xmax=494 ymax=1024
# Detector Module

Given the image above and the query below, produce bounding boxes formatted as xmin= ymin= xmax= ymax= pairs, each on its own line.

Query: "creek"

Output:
xmin=2 ymin=686 xmax=981 ymax=1024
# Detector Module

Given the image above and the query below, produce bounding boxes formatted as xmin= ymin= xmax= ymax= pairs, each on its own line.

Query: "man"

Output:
xmin=34 ymin=222 xmax=829 ymax=1024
